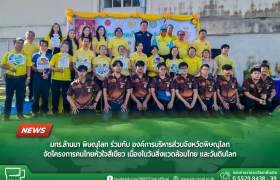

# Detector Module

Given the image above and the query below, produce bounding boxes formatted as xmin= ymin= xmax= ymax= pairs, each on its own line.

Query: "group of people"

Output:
xmin=1 ymin=21 xmax=279 ymax=124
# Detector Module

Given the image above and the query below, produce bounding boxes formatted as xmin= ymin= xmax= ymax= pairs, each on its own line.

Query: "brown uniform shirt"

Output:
xmin=131 ymin=74 xmax=150 ymax=99
xmin=67 ymin=78 xmax=101 ymax=109
xmin=174 ymin=74 xmax=198 ymax=101
xmin=102 ymin=74 xmax=131 ymax=104
xmin=216 ymin=76 xmax=239 ymax=103
xmin=196 ymin=76 xmax=216 ymax=100
xmin=241 ymin=78 xmax=266 ymax=98
xmin=259 ymin=76 xmax=275 ymax=96
xmin=150 ymin=75 xmax=175 ymax=92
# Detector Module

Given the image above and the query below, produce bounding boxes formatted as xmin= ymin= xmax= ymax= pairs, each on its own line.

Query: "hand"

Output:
xmin=258 ymin=99 xmax=266 ymax=105
xmin=184 ymin=101 xmax=190 ymax=108
xmin=222 ymin=101 xmax=229 ymax=110
xmin=236 ymin=102 xmax=243 ymax=110
xmin=157 ymin=102 xmax=164 ymax=110
xmin=59 ymin=69 xmax=64 ymax=73
xmin=72 ymin=105 xmax=79 ymax=114
xmin=201 ymin=103 xmax=207 ymax=111
xmin=268 ymin=97 xmax=272 ymax=102
xmin=89 ymin=103 xmax=97 ymax=110
xmin=155 ymin=70 xmax=159 ymax=74
xmin=189 ymin=102 xmax=195 ymax=109
xmin=37 ymin=69 xmax=45 ymax=73
xmin=49 ymin=47 xmax=54 ymax=51
xmin=137 ymin=101 xmax=142 ymax=111
xmin=98 ymin=76 xmax=105 ymax=81
xmin=9 ymin=68 xmax=16 ymax=72
xmin=121 ymin=103 xmax=127 ymax=112
xmin=42 ymin=72 xmax=49 ymax=79
xmin=25 ymin=79 xmax=30 ymax=85
xmin=212 ymin=103 xmax=219 ymax=111
xmin=104 ymin=103 xmax=111 ymax=113
xmin=142 ymin=101 xmax=148 ymax=110
xmin=167 ymin=102 xmax=173 ymax=109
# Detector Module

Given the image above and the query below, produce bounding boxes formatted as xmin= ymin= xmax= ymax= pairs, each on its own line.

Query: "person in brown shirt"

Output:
xmin=216 ymin=64 xmax=245 ymax=120
xmin=174 ymin=62 xmax=200 ymax=118
xmin=102 ymin=60 xmax=131 ymax=122
xmin=130 ymin=61 xmax=153 ymax=119
xmin=67 ymin=65 xmax=102 ymax=125
xmin=197 ymin=64 xmax=220 ymax=118
xmin=260 ymin=64 xmax=280 ymax=117
xmin=240 ymin=67 xmax=272 ymax=118
xmin=150 ymin=62 xmax=178 ymax=118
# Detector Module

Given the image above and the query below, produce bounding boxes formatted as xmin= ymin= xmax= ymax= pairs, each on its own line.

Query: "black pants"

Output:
xmin=176 ymin=100 xmax=201 ymax=118
xmin=159 ymin=54 xmax=169 ymax=61
xmin=4 ymin=76 xmax=26 ymax=117
xmin=222 ymin=102 xmax=246 ymax=120
xmin=23 ymin=69 xmax=34 ymax=99
xmin=199 ymin=99 xmax=220 ymax=118
xmin=240 ymin=96 xmax=272 ymax=116
xmin=267 ymin=96 xmax=280 ymax=113
xmin=130 ymin=98 xmax=153 ymax=119
xmin=94 ymin=76 xmax=103 ymax=111
xmin=71 ymin=70 xmax=75 ymax=82
xmin=154 ymin=99 xmax=178 ymax=118
xmin=47 ymin=48 xmax=60 ymax=55
xmin=71 ymin=109 xmax=96 ymax=125
xmin=51 ymin=80 xmax=71 ymax=114
xmin=32 ymin=72 xmax=51 ymax=114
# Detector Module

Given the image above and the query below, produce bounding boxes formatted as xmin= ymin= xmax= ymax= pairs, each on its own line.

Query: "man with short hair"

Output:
xmin=30 ymin=40 xmax=53 ymax=119
xmin=67 ymin=65 xmax=102 ymax=125
xmin=174 ymin=30 xmax=191 ymax=59
xmin=152 ymin=26 xmax=174 ymax=60
xmin=130 ymin=61 xmax=153 ymax=119
xmin=131 ymin=21 xmax=153 ymax=57
xmin=167 ymin=24 xmax=178 ymax=41
xmin=197 ymin=64 xmax=220 ymax=118
xmin=193 ymin=29 xmax=211 ymax=58
xmin=102 ymin=60 xmax=131 ymax=122
xmin=0 ymin=37 xmax=32 ymax=121
xmin=216 ymin=64 xmax=245 ymax=120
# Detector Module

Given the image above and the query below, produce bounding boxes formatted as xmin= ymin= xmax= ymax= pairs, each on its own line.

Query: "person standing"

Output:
xmin=108 ymin=28 xmax=129 ymax=59
xmin=78 ymin=26 xmax=93 ymax=50
xmin=130 ymin=42 xmax=148 ymax=73
xmin=146 ymin=45 xmax=164 ymax=78
xmin=111 ymin=45 xmax=132 ymax=77
xmin=193 ymin=29 xmax=211 ymax=58
xmin=45 ymin=23 xmax=64 ymax=55
xmin=167 ymin=24 xmax=178 ymax=41
xmin=174 ymin=30 xmax=190 ymax=59
xmin=201 ymin=49 xmax=218 ymax=79
xmin=131 ymin=21 xmax=153 ymax=57
xmin=92 ymin=26 xmax=108 ymax=56
xmin=0 ymin=37 xmax=32 ymax=121
xmin=183 ymin=47 xmax=202 ymax=78
xmin=165 ymin=46 xmax=183 ymax=78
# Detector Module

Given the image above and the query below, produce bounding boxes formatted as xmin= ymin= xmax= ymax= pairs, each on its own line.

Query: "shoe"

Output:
xmin=219 ymin=106 xmax=224 ymax=115
xmin=41 ymin=112 xmax=48 ymax=118
xmin=97 ymin=111 xmax=102 ymax=115
xmin=252 ymin=112 xmax=263 ymax=119
xmin=64 ymin=113 xmax=70 ymax=117
xmin=30 ymin=113 xmax=37 ymax=119
xmin=29 ymin=98 xmax=33 ymax=102
xmin=1 ymin=116 xmax=9 ymax=122
xmin=266 ymin=111 xmax=273 ymax=117
xmin=17 ymin=115 xmax=26 ymax=120
xmin=52 ymin=112 xmax=58 ymax=117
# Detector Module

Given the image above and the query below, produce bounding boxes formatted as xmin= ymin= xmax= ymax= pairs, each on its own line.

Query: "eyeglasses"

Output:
xmin=159 ymin=68 xmax=167 ymax=71
xmin=178 ymin=34 xmax=185 ymax=36
xmin=180 ymin=67 xmax=188 ymax=70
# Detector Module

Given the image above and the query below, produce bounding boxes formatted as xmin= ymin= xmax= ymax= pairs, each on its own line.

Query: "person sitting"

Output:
xmin=165 ymin=46 xmax=183 ymax=78
xmin=201 ymin=49 xmax=218 ymax=79
xmin=261 ymin=60 xmax=272 ymax=76
xmin=67 ymin=65 xmax=102 ymax=125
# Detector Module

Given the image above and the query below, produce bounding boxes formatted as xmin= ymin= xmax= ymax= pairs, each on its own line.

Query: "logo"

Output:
xmin=103 ymin=18 xmax=113 ymax=28
xmin=220 ymin=171 xmax=231 ymax=180
xmin=115 ymin=19 xmax=124 ymax=28
xmin=173 ymin=176 xmax=179 ymax=180
xmin=16 ymin=124 xmax=53 ymax=137
xmin=127 ymin=19 xmax=136 ymax=28
xmin=149 ymin=21 xmax=157 ymax=28
xmin=107 ymin=175 xmax=113 ymax=180
xmin=5 ymin=167 xmax=25 ymax=180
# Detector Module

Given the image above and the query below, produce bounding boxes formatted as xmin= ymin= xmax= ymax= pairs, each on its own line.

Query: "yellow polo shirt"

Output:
xmin=166 ymin=58 xmax=183 ymax=74
xmin=44 ymin=33 xmax=64 ymax=48
xmin=50 ymin=53 xmax=72 ymax=81
xmin=147 ymin=55 xmax=165 ymax=77
xmin=192 ymin=39 xmax=211 ymax=57
xmin=154 ymin=36 xmax=173 ymax=56
xmin=108 ymin=37 xmax=129 ymax=57
xmin=23 ymin=41 xmax=40 ymax=57
xmin=167 ymin=34 xmax=178 ymax=41
xmin=72 ymin=41 xmax=78 ymax=55
xmin=214 ymin=54 xmax=235 ymax=76
xmin=92 ymin=37 xmax=108 ymax=53
xmin=78 ymin=38 xmax=92 ymax=50
xmin=174 ymin=40 xmax=191 ymax=58
xmin=93 ymin=56 xmax=111 ymax=78
xmin=183 ymin=56 xmax=202 ymax=77
xmin=1 ymin=50 xmax=32 ymax=76
xmin=72 ymin=48 xmax=95 ymax=72
xmin=130 ymin=52 xmax=148 ymax=64
xmin=111 ymin=56 xmax=131 ymax=76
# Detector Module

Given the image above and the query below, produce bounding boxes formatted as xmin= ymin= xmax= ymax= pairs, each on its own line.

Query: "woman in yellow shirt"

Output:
xmin=45 ymin=23 xmax=64 ymax=55
xmin=93 ymin=45 xmax=111 ymax=114
xmin=111 ymin=45 xmax=131 ymax=77
xmin=165 ymin=46 xmax=183 ymax=77
xmin=92 ymin=26 xmax=109 ymax=56
xmin=147 ymin=45 xmax=164 ymax=77
xmin=49 ymin=41 xmax=73 ymax=117
xmin=183 ymin=47 xmax=202 ymax=77
xmin=78 ymin=26 xmax=93 ymax=50
xmin=130 ymin=42 xmax=148 ymax=73
xmin=108 ymin=28 xmax=129 ymax=59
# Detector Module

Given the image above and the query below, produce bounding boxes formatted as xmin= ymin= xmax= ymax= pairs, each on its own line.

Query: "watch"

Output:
xmin=93 ymin=101 xmax=97 ymax=104
xmin=237 ymin=100 xmax=240 ymax=103
xmin=27 ymin=77 xmax=30 ymax=79
xmin=270 ymin=96 xmax=274 ymax=100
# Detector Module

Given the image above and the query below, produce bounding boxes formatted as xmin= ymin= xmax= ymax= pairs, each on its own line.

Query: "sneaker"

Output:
xmin=30 ymin=113 xmax=38 ymax=119
xmin=266 ymin=111 xmax=273 ymax=117
xmin=219 ymin=106 xmax=224 ymax=115
xmin=97 ymin=111 xmax=102 ymax=115
xmin=41 ymin=112 xmax=48 ymax=118
xmin=17 ymin=115 xmax=26 ymax=120
xmin=52 ymin=112 xmax=58 ymax=117
xmin=1 ymin=116 xmax=9 ymax=122
xmin=252 ymin=112 xmax=263 ymax=119
xmin=64 ymin=112 xmax=70 ymax=117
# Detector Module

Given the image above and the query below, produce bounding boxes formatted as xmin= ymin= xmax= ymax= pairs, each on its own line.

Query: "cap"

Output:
xmin=160 ymin=26 xmax=167 ymax=30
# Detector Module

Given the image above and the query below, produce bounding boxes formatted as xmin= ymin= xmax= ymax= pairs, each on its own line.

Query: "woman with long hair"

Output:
xmin=165 ymin=46 xmax=183 ymax=78
xmin=130 ymin=42 xmax=148 ymax=73
xmin=44 ymin=23 xmax=64 ymax=54
xmin=78 ymin=26 xmax=93 ymax=50
xmin=92 ymin=25 xmax=108 ymax=56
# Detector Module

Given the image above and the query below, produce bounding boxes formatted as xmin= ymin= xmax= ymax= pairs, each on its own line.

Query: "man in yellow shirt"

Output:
xmin=72 ymin=37 xmax=95 ymax=79
xmin=215 ymin=44 xmax=236 ymax=79
xmin=167 ymin=24 xmax=178 ymax=41
xmin=174 ymin=30 xmax=191 ymax=59
xmin=193 ymin=29 xmax=211 ymax=58
xmin=0 ymin=37 xmax=32 ymax=121
xmin=23 ymin=31 xmax=40 ymax=102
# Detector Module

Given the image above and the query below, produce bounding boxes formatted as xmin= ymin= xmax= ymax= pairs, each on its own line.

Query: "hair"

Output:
xmin=251 ymin=68 xmax=261 ymax=74
xmin=199 ymin=29 xmax=207 ymax=34
xmin=25 ymin=31 xmax=35 ymax=37
xmin=49 ymin=23 xmax=62 ymax=40
xmin=60 ymin=41 xmax=70 ymax=48
xmin=222 ymin=64 xmax=232 ymax=70
xmin=202 ymin=49 xmax=210 ymax=54
xmin=157 ymin=62 xmax=167 ymax=69
xmin=81 ymin=36 xmax=90 ymax=42
xmin=201 ymin=64 xmax=210 ymax=69
xmin=262 ymin=60 xmax=268 ymax=64
xmin=39 ymin=40 xmax=48 ymax=46
xmin=167 ymin=24 xmax=174 ymax=28
xmin=99 ymin=45 xmax=107 ymax=51
xmin=221 ymin=44 xmax=230 ymax=49
xmin=81 ymin=26 xmax=92 ymax=42
xmin=114 ymin=27 xmax=123 ymax=36
xmin=179 ymin=62 xmax=188 ymax=69
xmin=66 ymin=29 xmax=78 ymax=47
xmin=136 ymin=41 xmax=143 ymax=47
xmin=188 ymin=47 xmax=196 ymax=53
xmin=13 ymin=37 xmax=24 ymax=44
xmin=112 ymin=60 xmax=123 ymax=67
xmin=168 ymin=46 xmax=180 ymax=59
xmin=260 ymin=64 xmax=270 ymax=70
xmin=150 ymin=45 xmax=159 ymax=52
xmin=77 ymin=65 xmax=88 ymax=72
xmin=95 ymin=25 xmax=108 ymax=42
xmin=177 ymin=30 xmax=185 ymax=35
xmin=140 ymin=21 xmax=148 ymax=26
xmin=118 ymin=45 xmax=126 ymax=51
xmin=135 ymin=61 xmax=145 ymax=67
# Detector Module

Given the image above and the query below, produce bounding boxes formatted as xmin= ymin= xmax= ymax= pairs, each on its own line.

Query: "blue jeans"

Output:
xmin=5 ymin=76 xmax=26 ymax=116
xmin=71 ymin=109 xmax=96 ymax=125
xmin=102 ymin=103 xmax=129 ymax=122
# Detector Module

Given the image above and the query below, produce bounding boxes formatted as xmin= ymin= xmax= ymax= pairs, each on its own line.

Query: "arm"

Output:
xmin=151 ymin=88 xmax=164 ymax=110
xmin=191 ymin=68 xmax=201 ymax=76
xmin=232 ymin=67 xmax=236 ymax=77
xmin=108 ymin=48 xmax=113 ymax=59
xmin=130 ymin=88 xmax=142 ymax=110
xmin=175 ymin=89 xmax=189 ymax=108
xmin=212 ymin=68 xmax=217 ymax=77
xmin=92 ymin=64 xmax=104 ymax=81
xmin=167 ymin=67 xmax=171 ymax=76
xmin=189 ymin=89 xmax=198 ymax=109
xmin=72 ymin=62 xmax=78 ymax=72
xmin=269 ymin=89 xmax=276 ymax=100
xmin=121 ymin=89 xmax=131 ymax=112
xmin=217 ymin=89 xmax=229 ymax=109
xmin=235 ymin=89 xmax=243 ymax=109
xmin=126 ymin=49 xmax=130 ymax=58
xmin=92 ymin=44 xmax=97 ymax=54
xmin=197 ymin=93 xmax=207 ymax=111
xmin=131 ymin=34 xmax=135 ymax=54
xmin=0 ymin=64 xmax=16 ymax=72
xmin=103 ymin=88 xmax=111 ymax=113
xmin=131 ymin=60 xmax=136 ymax=73
xmin=167 ymin=89 xmax=176 ymax=109
xmin=25 ymin=66 xmax=31 ymax=85
xmin=147 ymin=67 xmax=158 ymax=74
xmin=50 ymin=65 xmax=63 ymax=73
